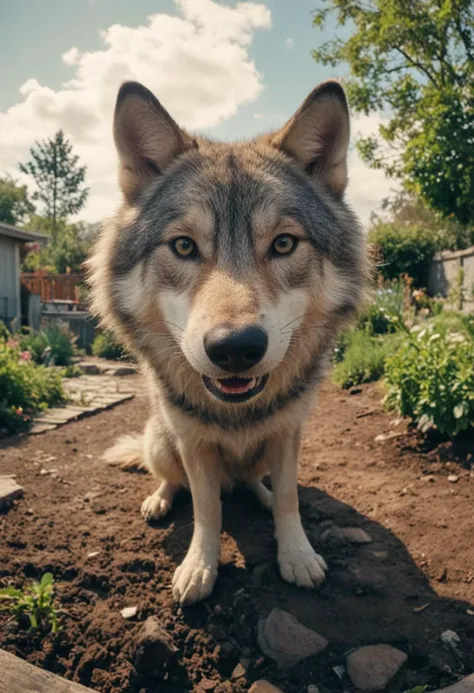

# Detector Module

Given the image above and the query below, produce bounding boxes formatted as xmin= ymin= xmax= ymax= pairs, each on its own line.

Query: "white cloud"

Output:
xmin=0 ymin=0 xmax=272 ymax=222
xmin=284 ymin=37 xmax=294 ymax=48
xmin=346 ymin=113 xmax=397 ymax=228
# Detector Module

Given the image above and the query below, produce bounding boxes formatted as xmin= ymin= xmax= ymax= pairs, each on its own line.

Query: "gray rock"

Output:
xmin=133 ymin=616 xmax=178 ymax=673
xmin=0 ymin=477 xmax=24 ymax=510
xmin=258 ymin=608 xmax=328 ymax=668
xmin=346 ymin=645 xmax=407 ymax=692
xmin=80 ymin=363 xmax=101 ymax=375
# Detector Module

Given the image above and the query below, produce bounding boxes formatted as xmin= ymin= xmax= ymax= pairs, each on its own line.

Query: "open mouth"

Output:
xmin=202 ymin=374 xmax=269 ymax=403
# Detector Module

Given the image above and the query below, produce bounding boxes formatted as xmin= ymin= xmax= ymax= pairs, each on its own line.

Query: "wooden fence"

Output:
xmin=428 ymin=245 xmax=474 ymax=313
xmin=21 ymin=271 xmax=84 ymax=303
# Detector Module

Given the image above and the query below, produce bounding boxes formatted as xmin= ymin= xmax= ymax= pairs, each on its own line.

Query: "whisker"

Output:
xmin=279 ymin=311 xmax=319 ymax=331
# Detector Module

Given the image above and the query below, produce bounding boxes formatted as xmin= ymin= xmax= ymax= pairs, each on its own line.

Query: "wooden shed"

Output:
xmin=0 ymin=221 xmax=48 ymax=324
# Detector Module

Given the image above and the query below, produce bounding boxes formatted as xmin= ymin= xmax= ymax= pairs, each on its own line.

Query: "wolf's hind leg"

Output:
xmin=247 ymin=479 xmax=273 ymax=511
xmin=141 ymin=416 xmax=186 ymax=523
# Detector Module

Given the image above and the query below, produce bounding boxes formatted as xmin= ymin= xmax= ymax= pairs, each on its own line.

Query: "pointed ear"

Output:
xmin=272 ymin=81 xmax=350 ymax=197
xmin=113 ymin=81 xmax=197 ymax=204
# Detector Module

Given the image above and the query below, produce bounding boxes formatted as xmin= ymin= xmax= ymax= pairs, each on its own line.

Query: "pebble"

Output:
xmin=346 ymin=644 xmax=407 ymax=691
xmin=249 ymin=682 xmax=284 ymax=693
xmin=231 ymin=663 xmax=246 ymax=679
xmin=121 ymin=606 xmax=138 ymax=619
xmin=448 ymin=474 xmax=460 ymax=483
xmin=257 ymin=608 xmax=328 ymax=668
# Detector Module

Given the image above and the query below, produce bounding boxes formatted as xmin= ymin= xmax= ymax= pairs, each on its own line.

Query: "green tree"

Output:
xmin=19 ymin=130 xmax=88 ymax=244
xmin=0 ymin=175 xmax=35 ymax=226
xmin=313 ymin=0 xmax=474 ymax=225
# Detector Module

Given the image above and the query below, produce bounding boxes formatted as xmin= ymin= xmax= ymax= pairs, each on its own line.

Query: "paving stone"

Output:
xmin=249 ymin=682 xmax=284 ymax=693
xmin=0 ymin=477 xmax=24 ymax=510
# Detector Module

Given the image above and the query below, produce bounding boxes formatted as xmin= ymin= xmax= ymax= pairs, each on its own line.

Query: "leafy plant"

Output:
xmin=385 ymin=326 xmax=474 ymax=438
xmin=61 ymin=364 xmax=83 ymax=378
xmin=19 ymin=324 xmax=76 ymax=366
xmin=369 ymin=223 xmax=437 ymax=288
xmin=0 ymin=340 xmax=64 ymax=436
xmin=332 ymin=330 xmax=399 ymax=389
xmin=0 ymin=573 xmax=61 ymax=635
xmin=92 ymin=330 xmax=125 ymax=360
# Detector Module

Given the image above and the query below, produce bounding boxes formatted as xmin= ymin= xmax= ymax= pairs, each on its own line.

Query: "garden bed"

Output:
xmin=0 ymin=380 xmax=473 ymax=692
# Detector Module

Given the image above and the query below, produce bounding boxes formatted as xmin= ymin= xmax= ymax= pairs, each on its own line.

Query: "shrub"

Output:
xmin=384 ymin=327 xmax=474 ymax=438
xmin=358 ymin=279 xmax=407 ymax=336
xmin=92 ymin=330 xmax=125 ymax=360
xmin=332 ymin=330 xmax=399 ymax=389
xmin=19 ymin=323 xmax=76 ymax=366
xmin=0 ymin=340 xmax=64 ymax=436
xmin=369 ymin=223 xmax=438 ymax=288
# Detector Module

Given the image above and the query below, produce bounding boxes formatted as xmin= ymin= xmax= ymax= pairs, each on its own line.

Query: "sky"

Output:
xmin=0 ymin=0 xmax=393 ymax=227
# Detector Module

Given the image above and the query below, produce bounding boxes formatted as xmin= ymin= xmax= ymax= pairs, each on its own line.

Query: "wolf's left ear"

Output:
xmin=113 ymin=81 xmax=197 ymax=204
xmin=272 ymin=81 xmax=350 ymax=197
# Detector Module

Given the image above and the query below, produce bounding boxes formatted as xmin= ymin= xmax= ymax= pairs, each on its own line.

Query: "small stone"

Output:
xmin=448 ymin=474 xmax=459 ymax=483
xmin=349 ymin=386 xmax=363 ymax=395
xmin=347 ymin=645 xmax=407 ymax=692
xmin=39 ymin=469 xmax=50 ymax=475
xmin=133 ymin=616 xmax=178 ymax=673
xmin=87 ymin=551 xmax=101 ymax=559
xmin=375 ymin=432 xmax=404 ymax=443
xmin=0 ymin=477 xmax=24 ymax=510
xmin=80 ymin=363 xmax=101 ymax=375
xmin=111 ymin=366 xmax=137 ymax=376
xmin=342 ymin=527 xmax=373 ymax=544
xmin=441 ymin=630 xmax=461 ymax=652
xmin=200 ymin=679 xmax=219 ymax=691
xmin=249 ymin=682 xmax=284 ymax=693
xmin=308 ymin=686 xmax=320 ymax=693
xmin=258 ymin=608 xmax=328 ymax=668
xmin=232 ymin=663 xmax=246 ymax=679
xmin=121 ymin=606 xmax=138 ymax=619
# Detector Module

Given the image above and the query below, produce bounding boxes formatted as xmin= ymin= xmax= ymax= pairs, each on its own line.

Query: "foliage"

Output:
xmin=92 ymin=330 xmax=125 ymax=360
xmin=21 ymin=219 xmax=97 ymax=273
xmin=0 ymin=175 xmax=35 ymax=226
xmin=359 ymin=279 xmax=407 ymax=335
xmin=0 ymin=339 xmax=64 ymax=436
xmin=0 ymin=573 xmax=61 ymax=635
xmin=312 ymin=0 xmax=474 ymax=225
xmin=371 ymin=191 xmax=474 ymax=252
xmin=384 ymin=325 xmax=474 ymax=438
xmin=430 ymin=310 xmax=474 ymax=339
xmin=369 ymin=223 xmax=438 ymax=287
xmin=61 ymin=364 xmax=83 ymax=378
xmin=332 ymin=329 xmax=399 ymax=389
xmin=20 ymin=130 xmax=88 ymax=244
xmin=19 ymin=324 xmax=76 ymax=366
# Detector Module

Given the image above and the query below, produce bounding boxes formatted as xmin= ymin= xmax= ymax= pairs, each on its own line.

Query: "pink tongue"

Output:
xmin=219 ymin=378 xmax=252 ymax=394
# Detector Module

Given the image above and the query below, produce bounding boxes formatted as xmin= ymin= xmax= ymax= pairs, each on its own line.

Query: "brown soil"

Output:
xmin=1 ymin=378 xmax=473 ymax=693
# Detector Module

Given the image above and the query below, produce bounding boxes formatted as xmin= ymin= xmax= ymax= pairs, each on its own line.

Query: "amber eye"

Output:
xmin=271 ymin=234 xmax=298 ymax=257
xmin=171 ymin=236 xmax=198 ymax=259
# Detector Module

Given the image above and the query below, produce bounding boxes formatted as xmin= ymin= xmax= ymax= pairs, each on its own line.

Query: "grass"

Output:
xmin=332 ymin=330 xmax=400 ymax=389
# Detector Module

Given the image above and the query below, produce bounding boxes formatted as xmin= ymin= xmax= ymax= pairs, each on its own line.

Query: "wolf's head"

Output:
xmin=89 ymin=81 xmax=367 ymax=409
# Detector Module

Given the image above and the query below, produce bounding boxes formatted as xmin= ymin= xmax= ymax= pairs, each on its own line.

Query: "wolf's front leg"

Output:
xmin=268 ymin=430 xmax=327 ymax=587
xmin=172 ymin=442 xmax=221 ymax=605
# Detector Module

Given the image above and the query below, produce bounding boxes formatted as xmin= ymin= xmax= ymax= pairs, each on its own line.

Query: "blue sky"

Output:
xmin=0 ymin=0 xmax=391 ymax=224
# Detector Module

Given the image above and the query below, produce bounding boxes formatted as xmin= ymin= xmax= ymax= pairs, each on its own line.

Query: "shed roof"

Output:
xmin=0 ymin=221 xmax=49 ymax=243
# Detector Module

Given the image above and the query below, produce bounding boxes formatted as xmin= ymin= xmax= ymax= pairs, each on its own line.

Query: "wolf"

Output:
xmin=88 ymin=79 xmax=368 ymax=606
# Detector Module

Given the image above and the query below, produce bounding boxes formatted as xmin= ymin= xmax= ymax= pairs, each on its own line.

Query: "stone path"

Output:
xmin=30 ymin=372 xmax=141 ymax=435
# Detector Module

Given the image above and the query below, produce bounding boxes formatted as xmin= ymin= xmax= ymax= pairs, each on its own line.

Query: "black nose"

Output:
xmin=204 ymin=325 xmax=268 ymax=373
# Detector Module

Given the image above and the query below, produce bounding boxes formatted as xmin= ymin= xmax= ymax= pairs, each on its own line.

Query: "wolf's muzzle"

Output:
xmin=204 ymin=324 xmax=268 ymax=374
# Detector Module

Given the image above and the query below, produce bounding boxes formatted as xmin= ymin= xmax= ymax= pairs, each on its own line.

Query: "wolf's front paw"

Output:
xmin=278 ymin=537 xmax=327 ymax=588
xmin=172 ymin=552 xmax=218 ymax=605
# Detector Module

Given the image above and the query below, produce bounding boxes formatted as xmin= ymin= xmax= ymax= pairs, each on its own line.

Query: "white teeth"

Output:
xmin=214 ymin=380 xmax=223 ymax=390
xmin=248 ymin=378 xmax=256 ymax=389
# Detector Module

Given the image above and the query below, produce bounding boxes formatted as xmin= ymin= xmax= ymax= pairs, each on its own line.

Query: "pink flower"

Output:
xmin=6 ymin=339 xmax=19 ymax=349
xmin=20 ymin=350 xmax=32 ymax=361
xmin=15 ymin=407 xmax=23 ymax=415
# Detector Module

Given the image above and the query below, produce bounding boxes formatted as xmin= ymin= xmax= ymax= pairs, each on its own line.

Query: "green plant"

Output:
xmin=19 ymin=323 xmax=76 ymax=366
xmin=369 ymin=223 xmax=437 ymax=288
xmin=403 ymin=687 xmax=428 ymax=693
xmin=332 ymin=330 xmax=399 ymax=389
xmin=61 ymin=364 xmax=83 ymax=378
xmin=91 ymin=330 xmax=125 ymax=360
xmin=430 ymin=310 xmax=474 ymax=339
xmin=385 ymin=326 xmax=474 ymax=438
xmin=0 ymin=340 xmax=64 ymax=436
xmin=0 ymin=573 xmax=61 ymax=635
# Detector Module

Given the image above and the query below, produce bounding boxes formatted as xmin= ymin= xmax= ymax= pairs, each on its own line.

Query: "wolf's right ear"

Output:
xmin=113 ymin=81 xmax=197 ymax=204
